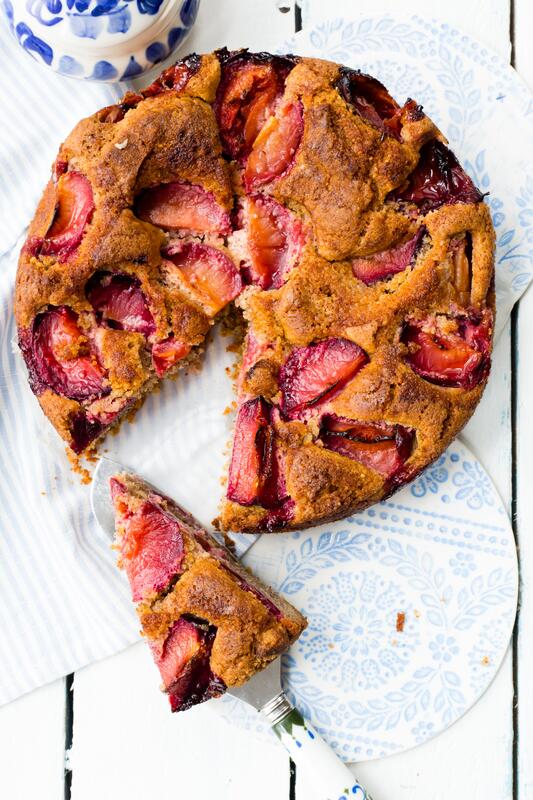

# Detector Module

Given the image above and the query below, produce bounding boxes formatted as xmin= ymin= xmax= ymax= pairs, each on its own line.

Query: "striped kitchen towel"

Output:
xmin=0 ymin=21 xmax=135 ymax=705
xmin=0 ymin=20 xmax=258 ymax=706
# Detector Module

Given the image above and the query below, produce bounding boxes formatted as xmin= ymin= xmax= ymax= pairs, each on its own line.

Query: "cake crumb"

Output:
xmin=414 ymin=609 xmax=421 ymax=619
xmin=396 ymin=611 xmax=406 ymax=632
xmin=66 ymin=448 xmax=92 ymax=484
xmin=40 ymin=491 xmax=46 ymax=496
xmin=481 ymin=656 xmax=490 ymax=666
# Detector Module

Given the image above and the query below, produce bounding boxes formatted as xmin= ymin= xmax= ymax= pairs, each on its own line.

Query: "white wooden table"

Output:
xmin=2 ymin=1 xmax=533 ymax=798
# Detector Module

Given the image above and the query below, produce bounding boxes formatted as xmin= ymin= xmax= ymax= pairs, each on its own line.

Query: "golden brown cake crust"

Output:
xmin=16 ymin=50 xmax=495 ymax=533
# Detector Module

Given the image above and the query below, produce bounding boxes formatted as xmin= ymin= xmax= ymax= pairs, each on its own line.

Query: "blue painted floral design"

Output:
xmin=16 ymin=21 xmax=53 ymax=64
xmin=429 ymin=634 xmax=459 ymax=663
xmin=301 ymin=571 xmax=419 ymax=691
xmin=453 ymin=460 xmax=494 ymax=510
xmin=411 ymin=719 xmax=435 ymax=744
xmin=464 ymin=151 xmax=504 ymax=227
xmin=4 ymin=0 xmax=199 ymax=79
xmin=222 ymin=446 xmax=515 ymax=761
xmin=449 ymin=552 xmax=476 ymax=577
xmin=29 ymin=0 xmax=163 ymax=19
xmin=410 ymin=456 xmax=448 ymax=498
xmin=180 ymin=0 xmax=198 ymax=27
xmin=2 ymin=0 xmax=14 ymax=30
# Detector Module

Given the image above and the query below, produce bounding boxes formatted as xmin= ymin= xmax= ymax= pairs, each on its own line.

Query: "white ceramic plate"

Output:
xmin=220 ymin=441 xmax=517 ymax=761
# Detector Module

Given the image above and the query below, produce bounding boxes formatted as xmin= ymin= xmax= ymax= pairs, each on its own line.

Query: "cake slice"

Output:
xmin=110 ymin=472 xmax=306 ymax=711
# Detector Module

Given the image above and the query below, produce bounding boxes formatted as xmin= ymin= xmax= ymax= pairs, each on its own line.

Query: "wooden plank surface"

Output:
xmin=0 ymin=678 xmax=65 ymax=800
xmin=70 ymin=644 xmax=290 ymax=800
xmin=513 ymin=3 xmax=533 ymax=797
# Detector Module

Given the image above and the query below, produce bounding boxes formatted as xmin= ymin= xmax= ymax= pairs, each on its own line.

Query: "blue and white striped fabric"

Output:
xmin=0 ymin=23 xmax=136 ymax=705
xmin=0 ymin=22 xmax=259 ymax=706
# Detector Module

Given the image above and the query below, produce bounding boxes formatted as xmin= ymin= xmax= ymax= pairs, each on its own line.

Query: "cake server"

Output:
xmin=230 ymin=657 xmax=374 ymax=800
xmin=91 ymin=456 xmax=374 ymax=800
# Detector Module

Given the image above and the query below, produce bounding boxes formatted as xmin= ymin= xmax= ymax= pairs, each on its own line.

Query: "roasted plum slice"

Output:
xmin=279 ymin=338 xmax=369 ymax=420
xmin=149 ymin=616 xmax=224 ymax=712
xmin=52 ymin=157 xmax=68 ymax=183
xmin=214 ymin=50 xmax=296 ymax=159
xmin=337 ymin=71 xmax=425 ymax=139
xmin=227 ymin=397 xmax=290 ymax=515
xmin=164 ymin=243 xmax=242 ymax=316
xmin=86 ymin=272 xmax=156 ymax=336
xmin=152 ymin=337 xmax=191 ymax=377
xmin=142 ymin=53 xmax=202 ymax=98
xmin=391 ymin=140 xmax=483 ymax=214
xmin=69 ymin=410 xmax=105 ymax=454
xmin=21 ymin=306 xmax=107 ymax=402
xmin=352 ymin=227 xmax=425 ymax=285
xmin=244 ymin=101 xmax=303 ymax=191
xmin=320 ymin=415 xmax=414 ymax=478
xmin=110 ymin=479 xmax=185 ymax=602
xmin=235 ymin=195 xmax=304 ymax=289
xmin=402 ymin=309 xmax=492 ymax=389
xmin=336 ymin=68 xmax=403 ymax=136
xmin=97 ymin=58 xmax=201 ymax=123
xmin=135 ymin=181 xmax=231 ymax=236
xmin=27 ymin=172 xmax=94 ymax=261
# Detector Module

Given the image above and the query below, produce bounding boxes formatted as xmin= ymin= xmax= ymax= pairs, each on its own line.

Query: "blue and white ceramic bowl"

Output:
xmin=1 ymin=0 xmax=200 ymax=81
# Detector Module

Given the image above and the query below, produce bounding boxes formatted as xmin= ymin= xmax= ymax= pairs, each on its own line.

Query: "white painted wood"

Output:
xmin=513 ymin=5 xmax=533 ymax=799
xmin=71 ymin=643 xmax=290 ymax=800
xmin=0 ymin=678 xmax=65 ymax=800
xmin=514 ymin=0 xmax=533 ymax=92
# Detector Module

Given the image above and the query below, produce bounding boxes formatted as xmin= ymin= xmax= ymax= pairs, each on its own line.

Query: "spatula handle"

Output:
xmin=263 ymin=695 xmax=374 ymax=800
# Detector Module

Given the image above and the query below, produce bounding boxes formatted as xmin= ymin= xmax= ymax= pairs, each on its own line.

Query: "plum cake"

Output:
xmin=110 ymin=472 xmax=306 ymax=711
xmin=16 ymin=49 xmax=495 ymax=532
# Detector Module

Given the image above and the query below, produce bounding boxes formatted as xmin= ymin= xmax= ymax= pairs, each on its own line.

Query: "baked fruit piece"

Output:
xmin=110 ymin=472 xmax=306 ymax=711
xmin=16 ymin=49 xmax=495 ymax=531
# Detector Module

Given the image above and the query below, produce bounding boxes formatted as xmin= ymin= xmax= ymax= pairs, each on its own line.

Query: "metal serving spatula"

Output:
xmin=91 ymin=457 xmax=374 ymax=800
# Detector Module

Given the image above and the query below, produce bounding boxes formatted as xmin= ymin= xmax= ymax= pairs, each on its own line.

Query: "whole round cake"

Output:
xmin=15 ymin=49 xmax=495 ymax=533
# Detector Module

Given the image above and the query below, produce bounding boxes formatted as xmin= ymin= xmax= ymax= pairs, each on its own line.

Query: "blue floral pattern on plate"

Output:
xmin=219 ymin=441 xmax=518 ymax=762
